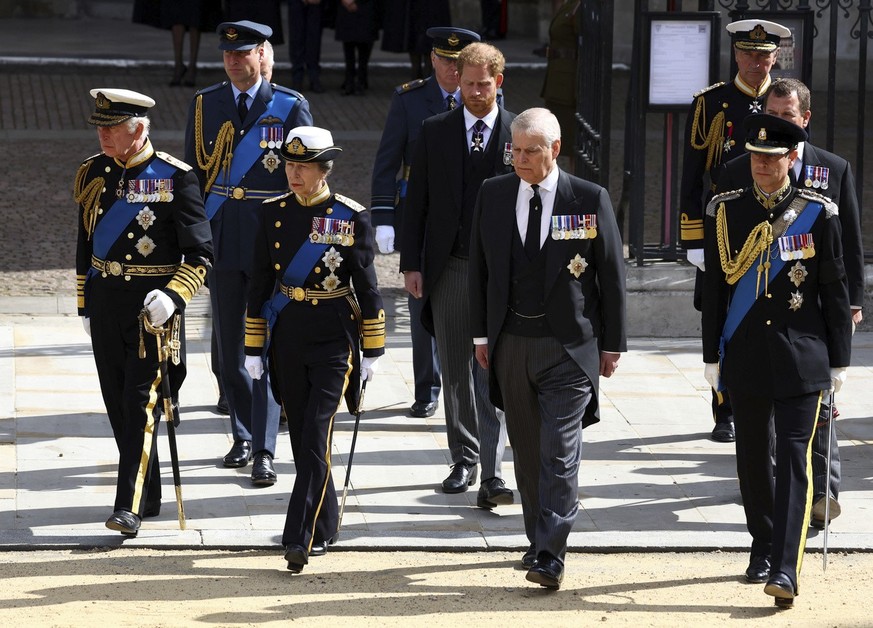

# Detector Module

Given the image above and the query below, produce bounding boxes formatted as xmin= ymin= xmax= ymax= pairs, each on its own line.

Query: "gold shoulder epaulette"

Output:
xmin=395 ymin=79 xmax=427 ymax=94
xmin=693 ymin=82 xmax=726 ymax=98
xmin=155 ymin=151 xmax=193 ymax=172
xmin=335 ymin=193 xmax=365 ymax=212
xmin=798 ymin=188 xmax=839 ymax=217
xmin=264 ymin=191 xmax=293 ymax=204
xmin=706 ymin=188 xmax=744 ymax=216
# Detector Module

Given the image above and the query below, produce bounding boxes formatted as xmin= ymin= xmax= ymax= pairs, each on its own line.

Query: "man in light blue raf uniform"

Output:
xmin=370 ymin=27 xmax=480 ymax=420
xmin=185 ymin=20 xmax=313 ymax=486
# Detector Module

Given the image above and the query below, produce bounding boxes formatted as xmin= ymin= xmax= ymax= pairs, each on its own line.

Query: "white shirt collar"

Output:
xmin=463 ymin=105 xmax=499 ymax=131
xmin=231 ymin=77 xmax=263 ymax=102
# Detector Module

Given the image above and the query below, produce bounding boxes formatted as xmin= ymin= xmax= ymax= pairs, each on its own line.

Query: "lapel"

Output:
xmin=544 ymin=169 xmax=579 ymax=297
xmin=219 ymin=83 xmax=238 ymax=129
xmin=444 ymin=108 xmax=467 ymax=210
xmin=492 ymin=174 xmax=521 ymax=307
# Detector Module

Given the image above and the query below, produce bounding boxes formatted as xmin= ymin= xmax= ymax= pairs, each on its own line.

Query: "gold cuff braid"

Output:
xmin=165 ymin=262 xmax=208 ymax=305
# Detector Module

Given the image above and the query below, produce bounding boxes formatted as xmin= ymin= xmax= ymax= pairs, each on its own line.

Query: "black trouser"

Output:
xmin=89 ymin=282 xmax=171 ymax=514
xmin=272 ymin=308 xmax=352 ymax=551
xmin=730 ymin=388 xmax=819 ymax=590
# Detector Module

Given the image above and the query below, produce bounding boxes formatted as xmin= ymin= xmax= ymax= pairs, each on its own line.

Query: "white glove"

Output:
xmin=144 ymin=289 xmax=175 ymax=326
xmin=361 ymin=356 xmax=379 ymax=382
xmin=82 ymin=317 xmax=91 ymax=337
xmin=686 ymin=248 xmax=705 ymax=272
xmin=704 ymin=363 xmax=720 ymax=390
xmin=830 ymin=367 xmax=847 ymax=393
xmin=375 ymin=225 xmax=395 ymax=254
xmin=245 ymin=355 xmax=264 ymax=380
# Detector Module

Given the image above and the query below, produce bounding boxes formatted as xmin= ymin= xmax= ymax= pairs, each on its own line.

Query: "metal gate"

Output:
xmin=624 ymin=0 xmax=873 ymax=265
xmin=574 ymin=0 xmax=614 ymax=189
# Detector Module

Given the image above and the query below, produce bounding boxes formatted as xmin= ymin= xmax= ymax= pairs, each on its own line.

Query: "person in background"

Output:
xmin=370 ymin=27 xmax=480 ymax=421
xmin=380 ymin=0 xmax=451 ymax=79
xmin=184 ymin=20 xmax=313 ymax=486
xmin=132 ymin=0 xmax=223 ymax=87
xmin=680 ymin=18 xmax=791 ymax=444
xmin=400 ymin=42 xmax=515 ymax=507
xmin=289 ymin=0 xmax=327 ymax=93
xmin=335 ymin=0 xmax=382 ymax=95
xmin=540 ymin=0 xmax=580 ymax=171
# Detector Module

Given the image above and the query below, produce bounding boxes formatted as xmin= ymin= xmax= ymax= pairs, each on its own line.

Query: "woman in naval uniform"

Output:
xmin=243 ymin=126 xmax=385 ymax=572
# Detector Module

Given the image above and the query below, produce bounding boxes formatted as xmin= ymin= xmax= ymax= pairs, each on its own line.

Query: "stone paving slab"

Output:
xmin=0 ymin=304 xmax=871 ymax=553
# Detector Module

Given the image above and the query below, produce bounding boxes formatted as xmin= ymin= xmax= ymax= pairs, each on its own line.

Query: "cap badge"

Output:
xmin=225 ymin=27 xmax=238 ymax=41
xmin=758 ymin=128 xmax=767 ymax=141
xmin=96 ymin=93 xmax=110 ymax=109
xmin=749 ymin=24 xmax=767 ymax=41
xmin=287 ymin=137 xmax=306 ymax=156
xmin=448 ymin=33 xmax=460 ymax=47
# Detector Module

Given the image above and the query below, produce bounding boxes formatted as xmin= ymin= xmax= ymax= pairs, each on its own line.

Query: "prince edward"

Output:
xmin=469 ymin=108 xmax=626 ymax=589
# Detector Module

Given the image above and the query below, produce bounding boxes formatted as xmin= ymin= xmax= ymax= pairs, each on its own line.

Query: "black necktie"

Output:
xmin=525 ymin=184 xmax=542 ymax=260
xmin=446 ymin=94 xmax=456 ymax=111
xmin=471 ymin=119 xmax=486 ymax=153
xmin=237 ymin=92 xmax=249 ymax=121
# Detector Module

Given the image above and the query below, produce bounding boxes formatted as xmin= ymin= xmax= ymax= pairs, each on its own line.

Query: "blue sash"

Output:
xmin=260 ymin=201 xmax=355 ymax=337
xmin=204 ymin=92 xmax=297 ymax=220
xmin=92 ymin=159 xmax=176 ymax=259
xmin=718 ymin=200 xmax=823 ymax=386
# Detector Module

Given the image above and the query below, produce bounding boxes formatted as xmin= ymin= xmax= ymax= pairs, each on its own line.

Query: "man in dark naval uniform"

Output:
xmin=370 ymin=26 xmax=481 ymax=421
xmin=400 ymin=42 xmax=515 ymax=507
xmin=184 ymin=20 xmax=313 ymax=486
xmin=243 ymin=126 xmax=385 ymax=571
xmin=75 ymin=88 xmax=213 ymax=536
xmin=681 ymin=18 xmax=791 ymax=444
xmin=714 ymin=77 xmax=865 ymax=531
xmin=702 ymin=114 xmax=851 ymax=607
xmin=470 ymin=108 xmax=626 ymax=589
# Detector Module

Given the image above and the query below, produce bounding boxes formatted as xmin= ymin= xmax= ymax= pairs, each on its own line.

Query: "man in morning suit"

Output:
xmin=714 ymin=78 xmax=864 ymax=534
xmin=702 ymin=114 xmax=851 ymax=606
xmin=370 ymin=27 xmax=481 ymax=421
xmin=184 ymin=20 xmax=313 ymax=486
xmin=470 ymin=108 xmax=626 ymax=589
xmin=400 ymin=42 xmax=515 ymax=506
xmin=681 ymin=18 xmax=791 ymax=444
xmin=75 ymin=88 xmax=213 ymax=535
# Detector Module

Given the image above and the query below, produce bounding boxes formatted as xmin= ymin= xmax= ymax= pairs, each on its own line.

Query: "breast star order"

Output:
xmin=567 ymin=253 xmax=588 ymax=278
xmin=788 ymin=261 xmax=808 ymax=288
xmin=788 ymin=291 xmax=804 ymax=311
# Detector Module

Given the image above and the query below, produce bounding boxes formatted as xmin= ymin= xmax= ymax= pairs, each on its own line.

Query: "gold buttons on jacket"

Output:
xmin=125 ymin=254 xmax=132 ymax=261
xmin=314 ymin=267 xmax=321 ymax=274
xmin=274 ymin=263 xmax=281 ymax=270
xmin=311 ymin=299 xmax=318 ymax=305
xmin=274 ymin=242 xmax=280 ymax=249
xmin=766 ymin=320 xmax=771 ymax=325
xmin=275 ymin=221 xmax=281 ymax=228
xmin=326 ymin=208 xmax=333 ymax=215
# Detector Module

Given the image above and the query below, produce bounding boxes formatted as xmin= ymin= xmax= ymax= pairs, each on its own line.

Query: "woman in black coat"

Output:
xmin=335 ymin=0 xmax=383 ymax=94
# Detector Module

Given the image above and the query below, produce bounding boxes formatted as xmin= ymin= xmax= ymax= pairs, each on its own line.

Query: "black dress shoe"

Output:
xmin=711 ymin=421 xmax=735 ymax=442
xmin=284 ymin=544 xmax=309 ymax=573
xmin=442 ymin=463 xmax=478 ymax=493
xmin=745 ymin=554 xmax=771 ymax=583
xmin=810 ymin=494 xmax=841 ymax=529
xmin=106 ymin=509 xmax=141 ymax=536
xmin=142 ymin=500 xmax=161 ymax=518
xmin=251 ymin=451 xmax=277 ymax=486
xmin=521 ymin=544 xmax=537 ymax=569
xmin=764 ymin=572 xmax=797 ymax=607
xmin=477 ymin=477 xmax=514 ymax=509
xmin=410 ymin=400 xmax=438 ymax=418
xmin=309 ymin=536 xmax=336 ymax=557
xmin=223 ymin=440 xmax=252 ymax=468
xmin=526 ymin=553 xmax=564 ymax=589
xmin=215 ymin=395 xmax=229 ymax=415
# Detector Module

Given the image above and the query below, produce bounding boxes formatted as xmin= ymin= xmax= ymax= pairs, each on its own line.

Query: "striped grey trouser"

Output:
xmin=430 ymin=255 xmax=507 ymax=479
xmin=494 ymin=332 xmax=591 ymax=563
